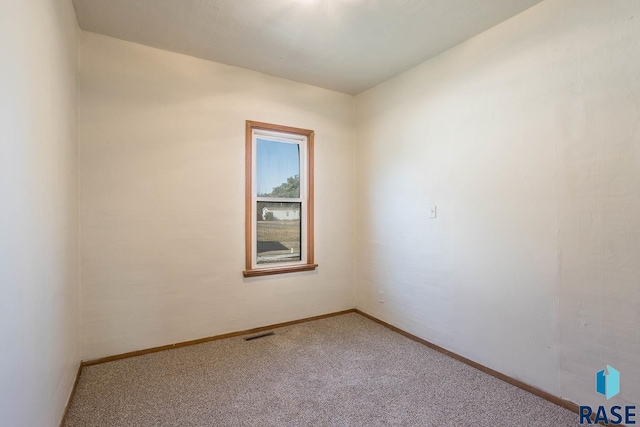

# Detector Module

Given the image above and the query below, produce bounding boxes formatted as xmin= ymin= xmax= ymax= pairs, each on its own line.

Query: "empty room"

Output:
xmin=2 ymin=0 xmax=639 ymax=426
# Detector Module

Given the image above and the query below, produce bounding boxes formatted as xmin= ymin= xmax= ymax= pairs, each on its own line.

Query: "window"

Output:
xmin=243 ymin=121 xmax=317 ymax=277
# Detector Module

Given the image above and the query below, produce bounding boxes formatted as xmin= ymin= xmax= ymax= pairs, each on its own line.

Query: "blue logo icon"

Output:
xmin=596 ymin=365 xmax=620 ymax=400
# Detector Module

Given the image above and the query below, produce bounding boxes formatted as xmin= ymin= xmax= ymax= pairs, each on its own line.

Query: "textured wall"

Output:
xmin=79 ymin=33 xmax=355 ymax=360
xmin=355 ymin=0 xmax=640 ymax=407
xmin=0 ymin=0 xmax=80 ymax=425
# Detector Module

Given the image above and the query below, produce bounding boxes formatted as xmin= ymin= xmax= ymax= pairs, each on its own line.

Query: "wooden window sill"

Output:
xmin=243 ymin=264 xmax=318 ymax=277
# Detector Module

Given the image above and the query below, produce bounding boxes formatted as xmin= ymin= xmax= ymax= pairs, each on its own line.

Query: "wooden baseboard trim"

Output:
xmin=354 ymin=309 xmax=580 ymax=414
xmin=59 ymin=363 xmax=82 ymax=427
xmin=82 ymin=309 xmax=356 ymax=367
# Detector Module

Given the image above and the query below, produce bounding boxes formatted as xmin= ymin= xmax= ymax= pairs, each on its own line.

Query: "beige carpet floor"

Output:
xmin=65 ymin=313 xmax=578 ymax=426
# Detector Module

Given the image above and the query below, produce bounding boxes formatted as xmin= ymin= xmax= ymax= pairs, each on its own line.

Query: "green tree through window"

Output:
xmin=259 ymin=175 xmax=300 ymax=198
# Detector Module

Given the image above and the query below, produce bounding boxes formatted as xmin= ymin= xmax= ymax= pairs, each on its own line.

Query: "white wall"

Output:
xmin=79 ymin=33 xmax=355 ymax=360
xmin=355 ymin=0 xmax=640 ymax=408
xmin=0 ymin=1 xmax=80 ymax=426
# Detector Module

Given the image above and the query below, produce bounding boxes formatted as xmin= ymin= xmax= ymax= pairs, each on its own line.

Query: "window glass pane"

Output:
xmin=256 ymin=139 xmax=300 ymax=198
xmin=257 ymin=201 xmax=301 ymax=264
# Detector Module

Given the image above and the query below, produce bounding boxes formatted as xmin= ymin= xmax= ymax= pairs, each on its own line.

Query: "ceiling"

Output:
xmin=72 ymin=0 xmax=543 ymax=95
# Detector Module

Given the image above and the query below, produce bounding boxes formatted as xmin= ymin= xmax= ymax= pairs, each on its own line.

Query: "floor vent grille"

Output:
xmin=244 ymin=331 xmax=275 ymax=341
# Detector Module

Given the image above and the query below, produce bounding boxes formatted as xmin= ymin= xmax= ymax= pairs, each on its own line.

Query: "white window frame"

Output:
xmin=251 ymin=129 xmax=308 ymax=269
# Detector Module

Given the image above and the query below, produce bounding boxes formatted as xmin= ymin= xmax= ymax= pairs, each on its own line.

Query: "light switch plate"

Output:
xmin=429 ymin=205 xmax=437 ymax=218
